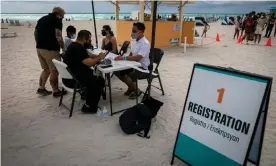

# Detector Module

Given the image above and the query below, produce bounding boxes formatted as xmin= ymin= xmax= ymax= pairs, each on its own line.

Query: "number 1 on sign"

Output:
xmin=217 ymin=88 xmax=225 ymax=104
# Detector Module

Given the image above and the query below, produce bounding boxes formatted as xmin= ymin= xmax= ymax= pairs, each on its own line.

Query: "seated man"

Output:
xmin=63 ymin=25 xmax=76 ymax=53
xmin=114 ymin=22 xmax=150 ymax=99
xmin=63 ymin=30 xmax=105 ymax=113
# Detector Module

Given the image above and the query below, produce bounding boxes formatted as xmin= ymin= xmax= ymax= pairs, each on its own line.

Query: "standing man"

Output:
xmin=114 ymin=22 xmax=150 ymax=99
xmin=264 ymin=13 xmax=275 ymax=38
xmin=35 ymin=7 xmax=66 ymax=97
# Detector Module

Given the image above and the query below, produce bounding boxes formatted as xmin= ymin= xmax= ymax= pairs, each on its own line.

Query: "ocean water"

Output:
xmin=1 ymin=13 xmax=242 ymax=21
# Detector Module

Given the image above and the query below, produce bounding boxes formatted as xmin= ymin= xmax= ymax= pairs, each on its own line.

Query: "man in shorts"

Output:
xmin=114 ymin=22 xmax=150 ymax=99
xmin=35 ymin=7 xmax=66 ymax=97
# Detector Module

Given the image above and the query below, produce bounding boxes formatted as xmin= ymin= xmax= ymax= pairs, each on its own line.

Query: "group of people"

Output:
xmin=34 ymin=7 xmax=151 ymax=113
xmin=234 ymin=11 xmax=275 ymax=44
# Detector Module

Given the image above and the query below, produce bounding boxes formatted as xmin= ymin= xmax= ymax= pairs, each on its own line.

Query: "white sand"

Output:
xmin=1 ymin=20 xmax=276 ymax=166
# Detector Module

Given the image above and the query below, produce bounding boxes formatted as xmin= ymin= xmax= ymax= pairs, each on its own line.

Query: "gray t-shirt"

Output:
xmin=63 ymin=36 xmax=73 ymax=53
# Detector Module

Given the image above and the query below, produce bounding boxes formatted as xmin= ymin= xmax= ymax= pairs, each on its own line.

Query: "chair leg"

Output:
xmin=157 ymin=75 xmax=165 ymax=95
xmin=142 ymin=78 xmax=151 ymax=100
xmin=59 ymin=88 xmax=64 ymax=106
xmin=69 ymin=87 xmax=77 ymax=118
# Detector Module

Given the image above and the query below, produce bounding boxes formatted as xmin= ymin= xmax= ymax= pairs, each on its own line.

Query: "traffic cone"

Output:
xmin=236 ymin=35 xmax=242 ymax=44
xmin=216 ymin=33 xmax=220 ymax=42
xmin=265 ymin=37 xmax=272 ymax=47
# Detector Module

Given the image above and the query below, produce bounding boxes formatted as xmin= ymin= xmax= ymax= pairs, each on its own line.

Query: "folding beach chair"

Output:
xmin=119 ymin=41 xmax=130 ymax=56
xmin=133 ymin=48 xmax=165 ymax=97
xmin=52 ymin=59 xmax=84 ymax=118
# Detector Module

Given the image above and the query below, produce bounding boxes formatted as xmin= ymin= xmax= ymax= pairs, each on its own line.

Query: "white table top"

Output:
xmin=96 ymin=60 xmax=142 ymax=74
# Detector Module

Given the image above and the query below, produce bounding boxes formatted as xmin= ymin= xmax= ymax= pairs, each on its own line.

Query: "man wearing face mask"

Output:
xmin=35 ymin=7 xmax=66 ymax=97
xmin=63 ymin=25 xmax=76 ymax=53
xmin=114 ymin=22 xmax=150 ymax=99
xmin=63 ymin=30 xmax=105 ymax=113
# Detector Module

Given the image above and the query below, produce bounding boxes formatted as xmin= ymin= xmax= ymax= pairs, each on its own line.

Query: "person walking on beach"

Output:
xmin=241 ymin=14 xmax=249 ymax=36
xmin=233 ymin=16 xmax=241 ymax=39
xmin=35 ymin=7 xmax=66 ymax=97
xmin=274 ymin=20 xmax=276 ymax=37
xmin=264 ymin=13 xmax=275 ymax=38
xmin=201 ymin=20 xmax=210 ymax=37
xmin=242 ymin=13 xmax=254 ymax=45
xmin=254 ymin=14 xmax=266 ymax=44
xmin=101 ymin=25 xmax=118 ymax=54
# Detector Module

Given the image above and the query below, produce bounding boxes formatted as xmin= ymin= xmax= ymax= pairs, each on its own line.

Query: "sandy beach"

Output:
xmin=1 ymin=20 xmax=276 ymax=166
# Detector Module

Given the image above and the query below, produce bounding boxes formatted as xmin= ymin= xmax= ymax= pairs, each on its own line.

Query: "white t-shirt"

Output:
xmin=131 ymin=36 xmax=150 ymax=69
xmin=63 ymin=36 xmax=73 ymax=53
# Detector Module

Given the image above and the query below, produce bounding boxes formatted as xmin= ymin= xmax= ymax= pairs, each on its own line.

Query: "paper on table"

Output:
xmin=105 ymin=52 xmax=118 ymax=60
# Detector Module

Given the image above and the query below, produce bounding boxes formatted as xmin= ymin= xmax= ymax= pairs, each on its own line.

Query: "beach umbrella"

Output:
xmin=91 ymin=0 xmax=98 ymax=48
xmin=147 ymin=0 xmax=158 ymax=98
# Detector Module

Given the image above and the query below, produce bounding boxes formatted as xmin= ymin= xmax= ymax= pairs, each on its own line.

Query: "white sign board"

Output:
xmin=172 ymin=64 xmax=270 ymax=166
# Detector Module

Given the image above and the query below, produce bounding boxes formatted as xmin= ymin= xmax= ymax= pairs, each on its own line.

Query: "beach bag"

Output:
xmin=119 ymin=96 xmax=163 ymax=138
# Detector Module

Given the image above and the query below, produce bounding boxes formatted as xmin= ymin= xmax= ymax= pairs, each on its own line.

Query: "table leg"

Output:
xmin=107 ymin=73 xmax=113 ymax=116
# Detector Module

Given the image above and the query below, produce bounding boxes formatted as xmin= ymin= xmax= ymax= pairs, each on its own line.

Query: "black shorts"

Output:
xmin=115 ymin=68 xmax=149 ymax=81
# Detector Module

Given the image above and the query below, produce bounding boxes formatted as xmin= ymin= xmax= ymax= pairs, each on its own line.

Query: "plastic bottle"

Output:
xmin=102 ymin=107 xmax=109 ymax=118
xmin=97 ymin=107 xmax=102 ymax=117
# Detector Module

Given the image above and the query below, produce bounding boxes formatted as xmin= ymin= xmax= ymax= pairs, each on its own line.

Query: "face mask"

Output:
xmin=101 ymin=30 xmax=107 ymax=36
xmin=71 ymin=34 xmax=76 ymax=39
xmin=131 ymin=32 xmax=138 ymax=39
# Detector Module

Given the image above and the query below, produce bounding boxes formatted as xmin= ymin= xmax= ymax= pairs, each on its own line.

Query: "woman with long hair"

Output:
xmin=101 ymin=25 xmax=118 ymax=54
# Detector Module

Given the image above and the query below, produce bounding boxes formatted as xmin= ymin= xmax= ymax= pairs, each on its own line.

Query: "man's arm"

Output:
xmin=82 ymin=56 xmax=102 ymax=67
xmin=56 ymin=28 xmax=64 ymax=49
xmin=82 ymin=52 xmax=105 ymax=67
xmin=88 ymin=52 xmax=98 ymax=59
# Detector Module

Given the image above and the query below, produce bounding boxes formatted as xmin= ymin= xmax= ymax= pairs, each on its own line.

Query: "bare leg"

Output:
xmin=39 ymin=69 xmax=50 ymax=89
xmin=237 ymin=30 xmax=240 ymax=39
xmin=123 ymin=76 xmax=136 ymax=91
xmin=258 ymin=34 xmax=261 ymax=44
xmin=49 ymin=70 xmax=59 ymax=92
xmin=254 ymin=34 xmax=257 ymax=44
xmin=234 ymin=29 xmax=237 ymax=39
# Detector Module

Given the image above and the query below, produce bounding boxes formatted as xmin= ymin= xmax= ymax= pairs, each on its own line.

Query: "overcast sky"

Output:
xmin=1 ymin=1 xmax=276 ymax=14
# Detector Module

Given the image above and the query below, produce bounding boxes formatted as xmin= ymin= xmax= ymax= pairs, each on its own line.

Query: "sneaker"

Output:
xmin=128 ymin=89 xmax=142 ymax=100
xmin=37 ymin=88 xmax=52 ymax=96
xmin=53 ymin=90 xmax=67 ymax=98
xmin=124 ymin=89 xmax=134 ymax=96
xmin=81 ymin=104 xmax=97 ymax=114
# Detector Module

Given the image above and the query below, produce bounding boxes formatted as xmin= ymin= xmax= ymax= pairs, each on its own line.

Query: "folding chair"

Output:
xmin=119 ymin=41 xmax=130 ymax=56
xmin=134 ymin=48 xmax=165 ymax=96
xmin=52 ymin=59 xmax=84 ymax=118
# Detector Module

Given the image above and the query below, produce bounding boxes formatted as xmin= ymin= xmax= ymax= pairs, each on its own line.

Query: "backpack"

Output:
xmin=119 ymin=96 xmax=163 ymax=138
